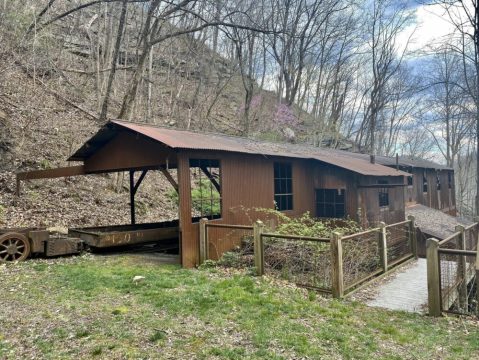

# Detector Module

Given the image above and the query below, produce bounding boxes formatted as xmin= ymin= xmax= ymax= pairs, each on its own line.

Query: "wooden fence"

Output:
xmin=426 ymin=223 xmax=479 ymax=316
xmin=200 ymin=216 xmax=418 ymax=298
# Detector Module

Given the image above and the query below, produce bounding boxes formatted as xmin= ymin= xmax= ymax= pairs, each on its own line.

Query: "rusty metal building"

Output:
xmin=18 ymin=120 xmax=455 ymax=267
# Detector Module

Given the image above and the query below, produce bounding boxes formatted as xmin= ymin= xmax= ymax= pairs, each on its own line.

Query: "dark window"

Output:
xmin=189 ymin=159 xmax=221 ymax=220
xmin=274 ymin=162 xmax=293 ymax=211
xmin=378 ymin=180 xmax=389 ymax=208
xmin=448 ymin=172 xmax=453 ymax=189
xmin=407 ymin=176 xmax=413 ymax=186
xmin=423 ymin=173 xmax=428 ymax=193
xmin=316 ymin=189 xmax=345 ymax=218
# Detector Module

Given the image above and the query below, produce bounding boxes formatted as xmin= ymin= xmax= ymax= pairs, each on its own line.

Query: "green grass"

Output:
xmin=0 ymin=255 xmax=478 ymax=359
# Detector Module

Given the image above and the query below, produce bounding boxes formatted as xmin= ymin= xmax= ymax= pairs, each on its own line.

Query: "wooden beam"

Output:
xmin=426 ymin=238 xmax=442 ymax=316
xmin=254 ymin=220 xmax=265 ymax=276
xmin=199 ymin=165 xmax=221 ymax=193
xmin=199 ymin=218 xmax=208 ymax=264
xmin=378 ymin=222 xmax=388 ymax=273
xmin=16 ymin=165 xmax=85 ymax=181
xmin=331 ymin=232 xmax=344 ymax=298
xmin=159 ymin=167 xmax=178 ymax=192
xmin=133 ymin=170 xmax=148 ymax=196
xmin=130 ymin=170 xmax=136 ymax=225
xmin=16 ymin=165 xmax=85 ymax=196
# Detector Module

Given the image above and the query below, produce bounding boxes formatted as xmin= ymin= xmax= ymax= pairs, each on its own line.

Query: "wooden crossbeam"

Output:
xmin=16 ymin=165 xmax=85 ymax=195
xmin=160 ymin=167 xmax=178 ymax=192
xmin=199 ymin=165 xmax=221 ymax=193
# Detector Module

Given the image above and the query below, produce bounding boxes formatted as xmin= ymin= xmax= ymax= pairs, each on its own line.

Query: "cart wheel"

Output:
xmin=0 ymin=233 xmax=31 ymax=262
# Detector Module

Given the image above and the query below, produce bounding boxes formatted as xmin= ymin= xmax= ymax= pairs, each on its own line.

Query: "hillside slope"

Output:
xmin=0 ymin=5 xmax=349 ymax=228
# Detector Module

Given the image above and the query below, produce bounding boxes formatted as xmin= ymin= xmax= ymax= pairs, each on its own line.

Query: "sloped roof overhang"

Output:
xmin=69 ymin=120 xmax=411 ymax=177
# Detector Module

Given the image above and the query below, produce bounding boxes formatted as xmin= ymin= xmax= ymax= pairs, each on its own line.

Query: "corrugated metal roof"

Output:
xmin=333 ymin=151 xmax=452 ymax=170
xmin=69 ymin=120 xmax=411 ymax=177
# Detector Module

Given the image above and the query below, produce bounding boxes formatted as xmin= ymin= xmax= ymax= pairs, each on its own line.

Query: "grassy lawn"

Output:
xmin=0 ymin=254 xmax=478 ymax=359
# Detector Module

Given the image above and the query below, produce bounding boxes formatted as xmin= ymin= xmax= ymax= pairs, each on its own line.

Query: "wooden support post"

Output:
xmin=253 ymin=220 xmax=264 ymax=276
xmin=455 ymin=225 xmax=468 ymax=312
xmin=378 ymin=222 xmax=388 ymax=273
xmin=199 ymin=218 xmax=208 ymax=264
xmin=331 ymin=232 xmax=344 ymax=298
xmin=129 ymin=170 xmax=135 ymax=225
xmin=407 ymin=215 xmax=418 ymax=259
xmin=426 ymin=238 xmax=442 ymax=316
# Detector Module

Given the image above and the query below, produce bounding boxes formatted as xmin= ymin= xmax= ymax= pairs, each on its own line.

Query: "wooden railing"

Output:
xmin=426 ymin=223 xmax=479 ymax=316
xmin=200 ymin=217 xmax=418 ymax=298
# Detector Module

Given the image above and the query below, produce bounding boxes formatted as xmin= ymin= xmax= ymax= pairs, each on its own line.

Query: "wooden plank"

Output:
xmin=254 ymin=220 xmax=264 ymax=276
xmin=159 ymin=167 xmax=178 ymax=192
xmin=379 ymin=222 xmax=388 ymax=272
xmin=16 ymin=165 xmax=85 ymax=195
xmin=199 ymin=165 xmax=221 ymax=193
xmin=16 ymin=165 xmax=85 ymax=181
xmin=407 ymin=215 xmax=418 ymax=259
xmin=455 ymin=225 xmax=468 ymax=312
xmin=426 ymin=238 xmax=441 ymax=316
xmin=331 ymin=232 xmax=344 ymax=298
xmin=199 ymin=218 xmax=208 ymax=264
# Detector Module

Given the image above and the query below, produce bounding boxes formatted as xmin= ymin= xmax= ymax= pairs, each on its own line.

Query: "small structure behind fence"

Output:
xmin=426 ymin=223 xmax=479 ymax=316
xmin=200 ymin=216 xmax=418 ymax=298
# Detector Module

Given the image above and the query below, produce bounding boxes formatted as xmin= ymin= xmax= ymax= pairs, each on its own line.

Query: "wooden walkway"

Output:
xmin=366 ymin=259 xmax=428 ymax=313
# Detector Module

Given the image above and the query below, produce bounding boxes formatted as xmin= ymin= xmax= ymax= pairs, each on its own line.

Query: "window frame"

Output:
xmin=315 ymin=188 xmax=346 ymax=218
xmin=273 ymin=162 xmax=293 ymax=211
xmin=378 ymin=180 xmax=389 ymax=208
xmin=189 ymin=158 xmax=222 ymax=221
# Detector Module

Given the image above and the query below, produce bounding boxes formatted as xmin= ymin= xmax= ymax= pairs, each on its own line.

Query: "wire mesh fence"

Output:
xmin=203 ymin=218 xmax=416 ymax=298
xmin=465 ymin=224 xmax=478 ymax=251
xmin=385 ymin=221 xmax=412 ymax=265
xmin=261 ymin=234 xmax=331 ymax=292
xmin=438 ymin=250 xmax=478 ymax=316
xmin=341 ymin=229 xmax=382 ymax=291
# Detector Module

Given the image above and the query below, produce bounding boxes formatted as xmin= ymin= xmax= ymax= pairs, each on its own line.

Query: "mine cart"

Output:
xmin=68 ymin=220 xmax=180 ymax=249
xmin=0 ymin=228 xmax=82 ymax=263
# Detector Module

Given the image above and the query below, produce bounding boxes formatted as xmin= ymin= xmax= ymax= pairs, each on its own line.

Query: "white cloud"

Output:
xmin=399 ymin=4 xmax=457 ymax=53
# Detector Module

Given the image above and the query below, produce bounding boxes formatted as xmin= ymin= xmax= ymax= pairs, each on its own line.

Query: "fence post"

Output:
xmin=455 ymin=225 xmax=468 ymax=312
xmin=199 ymin=218 xmax=208 ymax=264
xmin=407 ymin=215 xmax=418 ymax=259
xmin=331 ymin=232 xmax=344 ymax=298
xmin=254 ymin=220 xmax=264 ymax=276
xmin=378 ymin=222 xmax=388 ymax=273
xmin=426 ymin=238 xmax=441 ymax=316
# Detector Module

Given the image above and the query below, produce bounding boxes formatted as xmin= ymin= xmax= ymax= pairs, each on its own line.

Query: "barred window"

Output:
xmin=189 ymin=159 xmax=221 ymax=220
xmin=274 ymin=162 xmax=293 ymax=211
xmin=316 ymin=189 xmax=345 ymax=218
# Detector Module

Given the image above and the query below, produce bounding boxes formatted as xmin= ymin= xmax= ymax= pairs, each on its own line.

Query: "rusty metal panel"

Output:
xmin=82 ymin=131 xmax=177 ymax=174
xmin=70 ymin=120 xmax=411 ymax=177
xmin=69 ymin=222 xmax=179 ymax=248
xmin=45 ymin=237 xmax=82 ymax=257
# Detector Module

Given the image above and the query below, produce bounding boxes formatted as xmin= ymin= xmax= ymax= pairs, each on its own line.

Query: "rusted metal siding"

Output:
xmin=177 ymin=151 xmax=407 ymax=266
xmin=356 ymin=176 xmax=406 ymax=227
xmin=83 ymin=131 xmax=176 ymax=173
